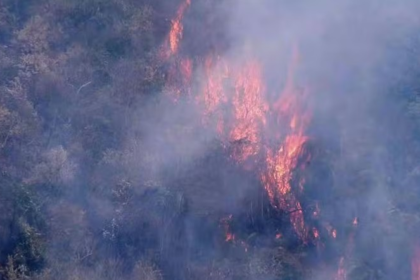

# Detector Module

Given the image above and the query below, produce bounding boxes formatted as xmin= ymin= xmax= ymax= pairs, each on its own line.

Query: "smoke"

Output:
xmin=122 ymin=0 xmax=420 ymax=279
xmin=30 ymin=0 xmax=420 ymax=279
xmin=215 ymin=0 xmax=420 ymax=279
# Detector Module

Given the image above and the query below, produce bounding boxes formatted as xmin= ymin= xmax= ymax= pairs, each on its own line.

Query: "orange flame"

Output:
xmin=261 ymin=47 xmax=311 ymax=240
xmin=198 ymin=47 xmax=311 ymax=240
xmin=353 ymin=217 xmax=358 ymax=226
xmin=230 ymin=60 xmax=268 ymax=161
xmin=167 ymin=0 xmax=191 ymax=58
xmin=180 ymin=58 xmax=193 ymax=81
xmin=198 ymin=56 xmax=268 ymax=162
xmin=163 ymin=3 xmax=312 ymax=241
xmin=198 ymin=55 xmax=229 ymax=134
xmin=159 ymin=5 xmax=373 ymax=277
xmin=225 ymin=232 xmax=235 ymax=242
xmin=313 ymin=227 xmax=320 ymax=239
xmin=197 ymin=48 xmax=311 ymax=241
xmin=221 ymin=215 xmax=235 ymax=242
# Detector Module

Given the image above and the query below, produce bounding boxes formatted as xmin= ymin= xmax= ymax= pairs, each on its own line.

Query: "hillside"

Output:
xmin=1 ymin=1 xmax=420 ymax=279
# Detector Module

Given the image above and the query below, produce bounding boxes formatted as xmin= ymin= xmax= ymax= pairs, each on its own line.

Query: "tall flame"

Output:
xmin=261 ymin=48 xmax=311 ymax=240
xmin=159 ymin=0 xmax=192 ymax=101
xmin=167 ymin=0 xmax=191 ymax=58
xmin=198 ymin=56 xmax=268 ymax=162
xmin=159 ymin=2 xmax=366 ymax=276
xmin=163 ymin=0 xmax=313 ymax=244
xmin=230 ymin=60 xmax=268 ymax=162
xmin=196 ymin=48 xmax=311 ymax=238
xmin=199 ymin=55 xmax=229 ymax=135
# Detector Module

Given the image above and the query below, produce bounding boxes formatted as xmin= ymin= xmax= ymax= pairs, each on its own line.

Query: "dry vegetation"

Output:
xmin=0 ymin=1 xmax=420 ymax=280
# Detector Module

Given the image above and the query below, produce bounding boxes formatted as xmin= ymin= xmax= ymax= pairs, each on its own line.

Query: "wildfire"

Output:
xmin=159 ymin=0 xmax=193 ymax=101
xmin=229 ymin=60 xmax=268 ymax=161
xmin=313 ymin=228 xmax=320 ymax=239
xmin=335 ymin=257 xmax=347 ymax=280
xmin=225 ymin=232 xmax=235 ymax=242
xmin=353 ymin=217 xmax=358 ymax=226
xmin=197 ymin=56 xmax=269 ymax=162
xmin=180 ymin=58 xmax=193 ymax=82
xmin=325 ymin=224 xmax=337 ymax=239
xmin=196 ymin=48 xmax=311 ymax=239
xmin=197 ymin=47 xmax=311 ymax=240
xmin=155 ymin=1 xmax=391 ymax=278
xmin=199 ymin=55 xmax=229 ymax=134
xmin=261 ymin=48 xmax=311 ymax=240
xmin=313 ymin=202 xmax=320 ymax=217
xmin=221 ymin=215 xmax=235 ymax=242
xmin=166 ymin=0 xmax=191 ymax=58
xmin=164 ymin=0 xmax=313 ymax=250
xmin=165 ymin=57 xmax=193 ymax=101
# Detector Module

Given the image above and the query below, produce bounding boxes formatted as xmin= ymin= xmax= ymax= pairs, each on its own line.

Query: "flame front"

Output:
xmin=163 ymin=0 xmax=313 ymax=248
xmin=199 ymin=56 xmax=229 ymax=135
xmin=159 ymin=0 xmax=193 ymax=101
xmin=166 ymin=0 xmax=191 ymax=58
xmin=190 ymin=48 xmax=311 ymax=238
xmin=157 ymin=2 xmax=368 ymax=278
xmin=261 ymin=49 xmax=311 ymax=240
xmin=198 ymin=57 xmax=268 ymax=162
xmin=230 ymin=61 xmax=268 ymax=161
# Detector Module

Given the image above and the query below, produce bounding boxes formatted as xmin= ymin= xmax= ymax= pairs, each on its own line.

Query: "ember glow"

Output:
xmin=167 ymin=0 xmax=191 ymax=58
xmin=335 ymin=257 xmax=347 ymax=280
xmin=196 ymin=48 xmax=311 ymax=238
xmin=313 ymin=202 xmax=320 ymax=217
xmin=159 ymin=0 xmax=193 ymax=101
xmin=261 ymin=50 xmax=311 ymax=240
xmin=161 ymin=1 xmax=363 ymax=277
xmin=165 ymin=58 xmax=193 ymax=101
xmin=332 ymin=229 xmax=337 ymax=239
xmin=229 ymin=60 xmax=268 ymax=162
xmin=221 ymin=215 xmax=235 ymax=242
xmin=313 ymin=227 xmax=320 ymax=239
xmin=353 ymin=217 xmax=358 ymax=226
xmin=198 ymin=57 xmax=268 ymax=162
xmin=164 ymin=27 xmax=312 ymax=238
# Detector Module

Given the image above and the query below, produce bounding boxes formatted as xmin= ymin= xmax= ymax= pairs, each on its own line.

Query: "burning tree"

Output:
xmin=0 ymin=0 xmax=419 ymax=279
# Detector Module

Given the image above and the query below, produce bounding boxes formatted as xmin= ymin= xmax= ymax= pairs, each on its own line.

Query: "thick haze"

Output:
xmin=26 ymin=0 xmax=420 ymax=279
xmin=221 ymin=0 xmax=420 ymax=279
xmin=124 ymin=0 xmax=420 ymax=278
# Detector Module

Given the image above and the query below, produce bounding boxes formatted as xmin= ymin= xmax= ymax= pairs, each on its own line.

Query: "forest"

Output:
xmin=1 ymin=0 xmax=420 ymax=279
